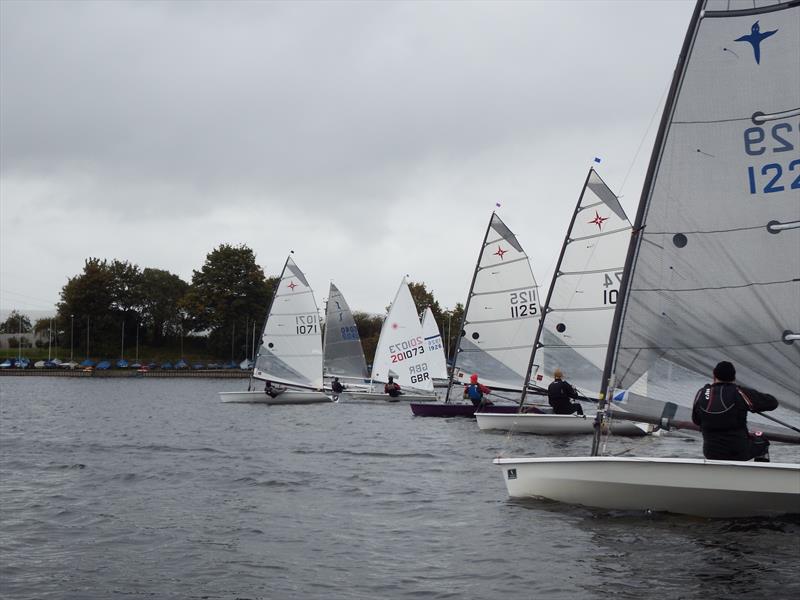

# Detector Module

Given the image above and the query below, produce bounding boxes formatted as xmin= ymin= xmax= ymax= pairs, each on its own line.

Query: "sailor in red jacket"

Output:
xmin=464 ymin=373 xmax=492 ymax=407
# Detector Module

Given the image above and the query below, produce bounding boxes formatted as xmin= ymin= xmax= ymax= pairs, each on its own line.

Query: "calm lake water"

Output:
xmin=1 ymin=377 xmax=799 ymax=599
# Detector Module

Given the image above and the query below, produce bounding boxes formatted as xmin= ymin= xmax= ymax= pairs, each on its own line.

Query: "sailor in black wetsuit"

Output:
xmin=547 ymin=369 xmax=584 ymax=416
xmin=691 ymin=361 xmax=777 ymax=461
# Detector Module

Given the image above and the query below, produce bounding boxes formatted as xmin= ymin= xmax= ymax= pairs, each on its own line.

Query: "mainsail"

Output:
xmin=528 ymin=169 xmax=631 ymax=398
xmin=603 ymin=0 xmax=800 ymax=425
xmin=370 ymin=278 xmax=435 ymax=393
xmin=254 ymin=256 xmax=324 ymax=389
xmin=453 ymin=213 xmax=541 ymax=392
xmin=323 ymin=282 xmax=369 ymax=382
xmin=421 ymin=307 xmax=448 ymax=380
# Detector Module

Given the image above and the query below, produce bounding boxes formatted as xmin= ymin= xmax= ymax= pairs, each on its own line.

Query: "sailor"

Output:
xmin=384 ymin=376 xmax=402 ymax=398
xmin=331 ymin=377 xmax=345 ymax=400
xmin=547 ymin=369 xmax=584 ymax=416
xmin=464 ymin=373 xmax=492 ymax=407
xmin=264 ymin=380 xmax=286 ymax=398
xmin=692 ymin=361 xmax=778 ymax=461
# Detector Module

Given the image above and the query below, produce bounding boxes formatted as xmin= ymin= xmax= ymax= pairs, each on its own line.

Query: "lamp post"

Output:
xmin=70 ymin=314 xmax=74 ymax=363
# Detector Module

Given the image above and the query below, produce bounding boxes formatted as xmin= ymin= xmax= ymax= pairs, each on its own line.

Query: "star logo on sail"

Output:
xmin=735 ymin=21 xmax=777 ymax=65
xmin=588 ymin=211 xmax=609 ymax=230
xmin=287 ymin=281 xmax=297 ymax=291
xmin=494 ymin=246 xmax=507 ymax=260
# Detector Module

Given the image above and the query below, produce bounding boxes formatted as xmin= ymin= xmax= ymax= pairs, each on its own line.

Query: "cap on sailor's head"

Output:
xmin=470 ymin=373 xmax=478 ymax=383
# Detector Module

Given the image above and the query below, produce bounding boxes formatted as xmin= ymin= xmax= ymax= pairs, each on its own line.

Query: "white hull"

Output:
xmin=493 ymin=456 xmax=800 ymax=518
xmin=219 ymin=390 xmax=331 ymax=405
xmin=341 ymin=391 xmax=438 ymax=404
xmin=475 ymin=412 xmax=649 ymax=436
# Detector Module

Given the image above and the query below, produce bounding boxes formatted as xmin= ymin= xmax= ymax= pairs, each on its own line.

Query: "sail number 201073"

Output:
xmin=390 ymin=336 xmax=425 ymax=363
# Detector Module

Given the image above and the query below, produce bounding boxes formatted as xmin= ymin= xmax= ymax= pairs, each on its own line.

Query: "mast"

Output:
xmin=592 ymin=0 xmax=706 ymax=456
xmin=519 ymin=168 xmax=595 ymax=406
xmin=444 ymin=212 xmax=497 ymax=403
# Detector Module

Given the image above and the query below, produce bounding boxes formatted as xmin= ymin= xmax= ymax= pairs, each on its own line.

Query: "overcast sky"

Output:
xmin=1 ymin=0 xmax=695 ymax=321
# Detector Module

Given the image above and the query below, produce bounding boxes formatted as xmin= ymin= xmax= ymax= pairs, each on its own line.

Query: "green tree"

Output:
xmin=408 ymin=281 xmax=443 ymax=326
xmin=182 ymin=244 xmax=274 ymax=357
xmin=137 ymin=268 xmax=189 ymax=346
xmin=352 ymin=311 xmax=385 ymax=365
xmin=442 ymin=303 xmax=465 ymax=364
xmin=0 ymin=310 xmax=32 ymax=334
xmin=58 ymin=258 xmax=126 ymax=356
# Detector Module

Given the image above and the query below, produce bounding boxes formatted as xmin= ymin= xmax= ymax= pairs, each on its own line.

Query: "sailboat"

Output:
xmin=493 ymin=0 xmax=800 ymax=517
xmin=411 ymin=212 xmax=546 ymax=417
xmin=420 ymin=307 xmax=448 ymax=385
xmin=475 ymin=169 xmax=648 ymax=436
xmin=344 ymin=277 xmax=438 ymax=403
xmin=322 ymin=282 xmax=369 ymax=387
xmin=219 ymin=255 xmax=331 ymax=405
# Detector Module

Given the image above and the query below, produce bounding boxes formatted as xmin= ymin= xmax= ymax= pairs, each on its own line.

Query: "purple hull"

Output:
xmin=410 ymin=403 xmax=543 ymax=417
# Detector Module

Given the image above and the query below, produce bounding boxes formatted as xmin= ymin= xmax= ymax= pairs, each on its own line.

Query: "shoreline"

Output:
xmin=0 ymin=369 xmax=250 ymax=378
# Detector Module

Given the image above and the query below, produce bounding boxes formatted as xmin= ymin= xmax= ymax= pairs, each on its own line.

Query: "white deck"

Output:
xmin=475 ymin=412 xmax=649 ymax=436
xmin=493 ymin=456 xmax=800 ymax=518
xmin=219 ymin=389 xmax=332 ymax=405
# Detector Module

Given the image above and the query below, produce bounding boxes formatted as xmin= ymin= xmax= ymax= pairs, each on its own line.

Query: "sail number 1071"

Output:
xmin=296 ymin=314 xmax=318 ymax=335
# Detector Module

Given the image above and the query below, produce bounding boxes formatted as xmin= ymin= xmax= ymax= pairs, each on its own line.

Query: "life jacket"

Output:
xmin=695 ymin=383 xmax=749 ymax=431
xmin=467 ymin=384 xmax=483 ymax=401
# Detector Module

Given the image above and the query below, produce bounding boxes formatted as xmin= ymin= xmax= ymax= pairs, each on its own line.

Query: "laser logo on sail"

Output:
xmin=588 ymin=211 xmax=609 ymax=230
xmin=735 ymin=21 xmax=777 ymax=65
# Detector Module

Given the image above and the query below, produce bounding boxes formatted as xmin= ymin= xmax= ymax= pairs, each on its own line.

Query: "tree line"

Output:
xmin=1 ymin=244 xmax=465 ymax=364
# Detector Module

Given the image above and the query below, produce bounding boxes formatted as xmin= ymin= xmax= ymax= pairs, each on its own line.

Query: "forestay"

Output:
xmin=532 ymin=169 xmax=631 ymax=397
xmin=323 ymin=282 xmax=369 ymax=382
xmin=421 ymin=307 xmax=448 ymax=380
xmin=254 ymin=256 xmax=324 ymax=389
xmin=454 ymin=213 xmax=541 ymax=392
xmin=605 ymin=0 xmax=800 ymax=421
xmin=370 ymin=278 xmax=435 ymax=393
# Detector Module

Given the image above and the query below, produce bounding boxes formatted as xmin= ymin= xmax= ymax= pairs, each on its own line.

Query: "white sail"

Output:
xmin=421 ymin=307 xmax=448 ymax=380
xmin=533 ymin=169 xmax=631 ymax=397
xmin=323 ymin=282 xmax=369 ymax=382
xmin=492 ymin=0 xmax=800 ymax=518
xmin=253 ymin=255 xmax=324 ymax=389
xmin=608 ymin=0 xmax=800 ymax=420
xmin=370 ymin=278 xmax=434 ymax=393
xmin=454 ymin=213 xmax=541 ymax=392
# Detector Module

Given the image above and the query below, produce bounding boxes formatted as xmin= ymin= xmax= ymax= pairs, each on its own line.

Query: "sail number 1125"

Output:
xmin=509 ymin=289 xmax=537 ymax=319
